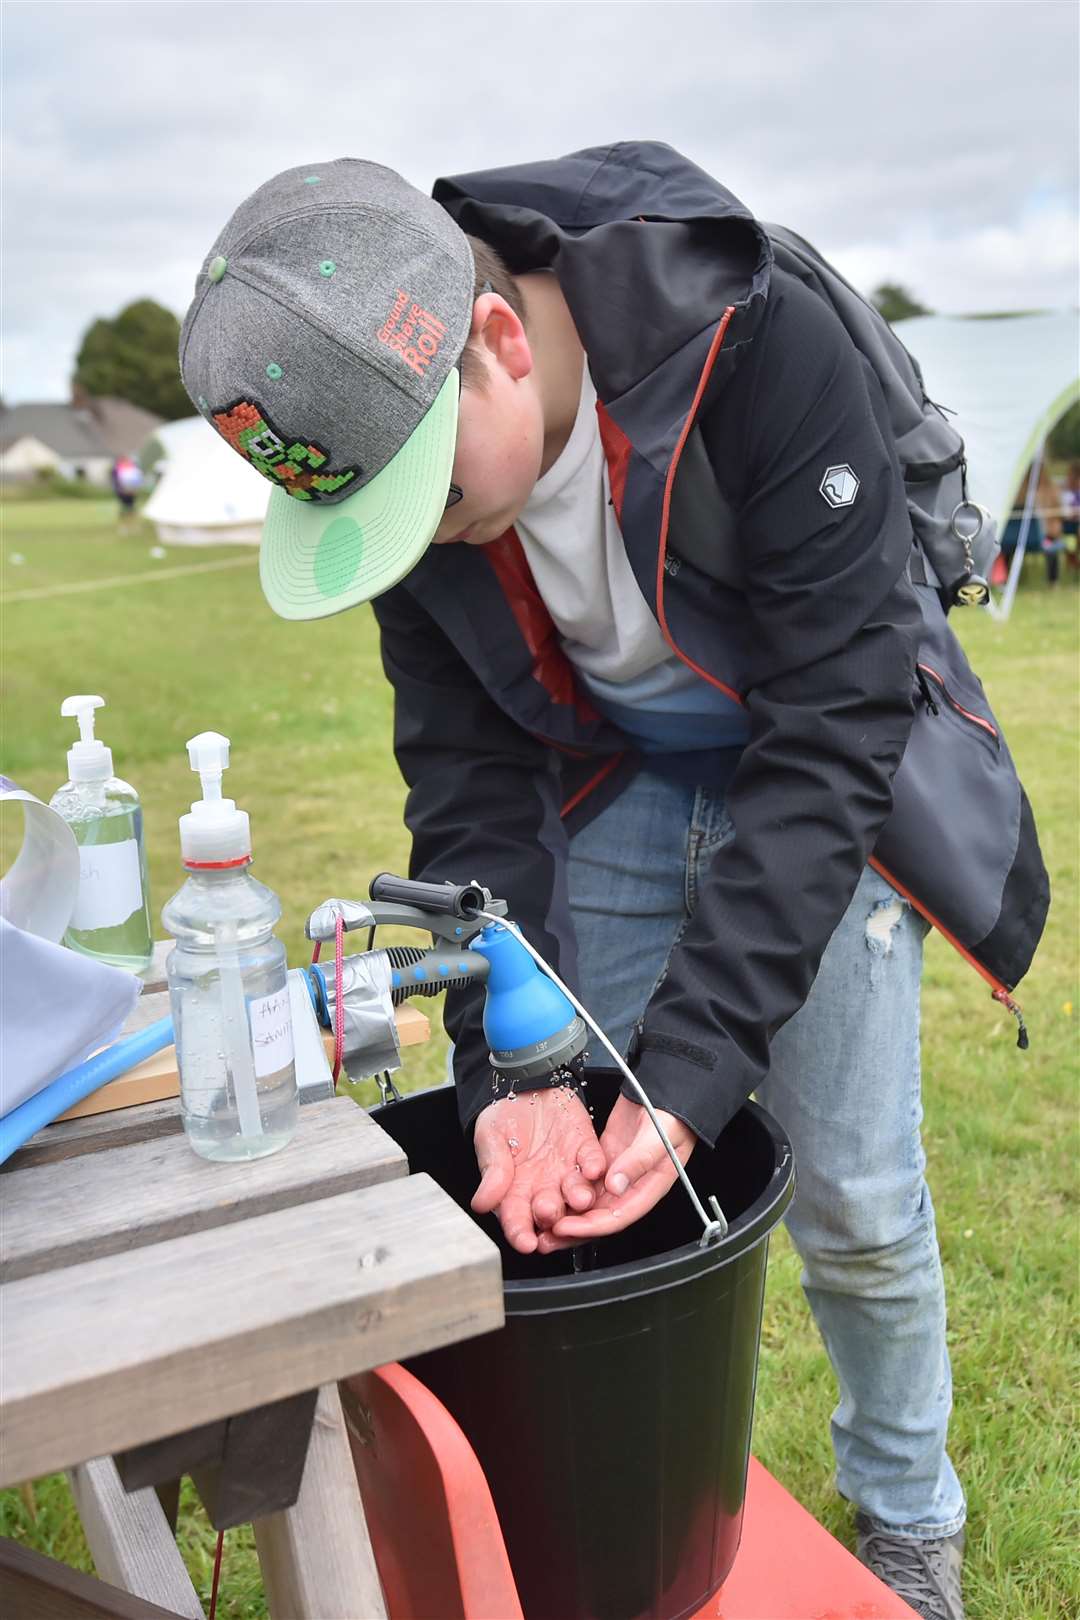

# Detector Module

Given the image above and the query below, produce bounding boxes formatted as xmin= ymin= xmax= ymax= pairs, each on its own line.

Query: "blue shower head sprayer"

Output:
xmin=471 ymin=923 xmax=588 ymax=1083
xmin=303 ymin=878 xmax=588 ymax=1084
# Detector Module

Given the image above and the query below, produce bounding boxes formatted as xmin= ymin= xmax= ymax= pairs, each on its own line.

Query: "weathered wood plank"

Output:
xmin=1 ymin=1096 xmax=407 ymax=1281
xmin=3 ymin=1097 xmax=185 ymax=1171
xmin=67 ymin=1456 xmax=204 ymax=1619
xmin=0 ymin=1537 xmax=192 ymax=1620
xmin=53 ymin=1051 xmax=182 ymax=1124
xmin=190 ymin=1388 xmax=319 ymax=1528
xmin=1 ymin=1173 xmax=503 ymax=1486
xmin=254 ymin=1383 xmax=388 ymax=1620
xmin=115 ymin=1417 xmax=227 ymax=1493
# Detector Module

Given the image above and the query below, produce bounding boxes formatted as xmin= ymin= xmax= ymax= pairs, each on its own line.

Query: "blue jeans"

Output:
xmin=567 ymin=768 xmax=966 ymax=1539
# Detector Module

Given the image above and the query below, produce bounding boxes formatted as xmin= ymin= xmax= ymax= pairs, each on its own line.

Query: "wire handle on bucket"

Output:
xmin=476 ymin=911 xmax=727 ymax=1246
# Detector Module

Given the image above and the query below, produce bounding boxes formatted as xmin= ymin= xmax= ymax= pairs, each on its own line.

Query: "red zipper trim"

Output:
xmin=654 ymin=307 xmax=745 ymax=707
xmin=868 ymin=854 xmax=1009 ymax=994
xmin=561 ymin=753 xmax=624 ymax=818
xmin=485 ymin=527 xmax=600 ymax=726
xmin=917 ymin=663 xmax=999 ymax=740
xmin=596 ymin=401 xmax=633 ymax=524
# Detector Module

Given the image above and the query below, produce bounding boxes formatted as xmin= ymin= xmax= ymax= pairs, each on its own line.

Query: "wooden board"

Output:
xmin=55 ymin=1043 xmax=179 ymax=1123
xmin=0 ymin=1172 xmax=503 ymax=1487
xmin=1 ymin=1096 xmax=407 ymax=1283
xmin=3 ymin=1098 xmax=186 ymax=1172
xmin=254 ymin=1383 xmax=388 ymax=1619
xmin=67 ymin=1456 xmax=204 ymax=1619
xmin=0 ymin=1538 xmax=194 ymax=1620
xmin=54 ymin=998 xmax=431 ymax=1124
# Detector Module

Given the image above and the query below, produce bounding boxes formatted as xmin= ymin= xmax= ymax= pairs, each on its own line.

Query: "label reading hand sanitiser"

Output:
xmin=71 ymin=839 xmax=143 ymax=931
xmin=249 ymin=987 xmax=295 ymax=1078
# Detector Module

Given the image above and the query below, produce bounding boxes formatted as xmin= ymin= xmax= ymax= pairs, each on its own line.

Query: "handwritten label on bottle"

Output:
xmin=70 ymin=839 xmax=143 ymax=931
xmin=249 ymin=987 xmax=295 ymax=1079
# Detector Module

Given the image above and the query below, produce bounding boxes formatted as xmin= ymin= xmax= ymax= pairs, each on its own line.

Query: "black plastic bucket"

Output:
xmin=373 ymin=1070 xmax=794 ymax=1620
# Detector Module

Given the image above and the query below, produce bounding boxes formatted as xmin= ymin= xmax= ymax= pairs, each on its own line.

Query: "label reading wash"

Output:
xmin=70 ymin=839 xmax=143 ymax=931
xmin=249 ymin=987 xmax=295 ymax=1078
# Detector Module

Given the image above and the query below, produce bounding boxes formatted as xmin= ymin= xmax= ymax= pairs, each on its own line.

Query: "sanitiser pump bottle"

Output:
xmin=162 ymin=731 xmax=298 ymax=1161
xmin=50 ymin=694 xmax=153 ymax=970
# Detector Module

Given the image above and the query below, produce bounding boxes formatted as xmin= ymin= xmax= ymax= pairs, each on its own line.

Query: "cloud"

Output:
xmin=2 ymin=0 xmax=1076 ymax=403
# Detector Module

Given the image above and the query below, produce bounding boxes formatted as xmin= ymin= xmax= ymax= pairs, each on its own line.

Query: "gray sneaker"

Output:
xmin=855 ymin=1514 xmax=965 ymax=1620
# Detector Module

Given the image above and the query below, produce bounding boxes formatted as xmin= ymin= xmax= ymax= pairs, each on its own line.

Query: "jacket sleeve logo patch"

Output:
xmin=820 ymin=464 xmax=860 ymax=508
xmin=211 ymin=400 xmax=360 ymax=502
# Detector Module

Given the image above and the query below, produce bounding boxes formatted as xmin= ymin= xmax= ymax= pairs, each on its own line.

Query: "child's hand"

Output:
xmin=539 ymin=1093 xmax=697 ymax=1253
xmin=472 ymin=1087 xmax=607 ymax=1254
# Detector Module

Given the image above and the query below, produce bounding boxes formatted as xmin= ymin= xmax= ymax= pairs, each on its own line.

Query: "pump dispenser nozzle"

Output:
xmin=179 ymin=731 xmax=251 ymax=868
xmin=60 ymin=694 xmax=113 ymax=782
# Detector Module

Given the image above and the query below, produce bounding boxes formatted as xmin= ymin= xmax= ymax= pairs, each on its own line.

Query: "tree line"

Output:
xmin=69 ymin=289 xmax=1080 ymax=461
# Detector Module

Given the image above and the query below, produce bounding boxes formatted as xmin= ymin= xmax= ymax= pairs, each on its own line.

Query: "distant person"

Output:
xmin=111 ymin=455 xmax=142 ymax=527
xmin=1041 ymin=512 xmax=1065 ymax=587
xmin=1000 ymin=459 xmax=1063 ymax=585
xmin=1060 ymin=460 xmax=1080 ymax=573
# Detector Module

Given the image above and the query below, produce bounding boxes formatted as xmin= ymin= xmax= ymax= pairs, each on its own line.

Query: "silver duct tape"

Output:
xmin=305 ymin=896 xmax=376 ymax=942
xmin=328 ymin=951 xmax=401 ymax=1077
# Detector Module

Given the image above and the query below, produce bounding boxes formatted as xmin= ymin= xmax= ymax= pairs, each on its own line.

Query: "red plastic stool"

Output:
xmin=342 ymin=1364 xmax=917 ymax=1620
xmin=696 ymin=1458 xmax=919 ymax=1618
xmin=341 ymin=1363 xmax=523 ymax=1620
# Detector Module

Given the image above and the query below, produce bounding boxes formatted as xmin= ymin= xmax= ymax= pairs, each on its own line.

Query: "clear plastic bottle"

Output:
xmin=162 ymin=732 xmax=298 ymax=1161
xmin=50 ymin=695 xmax=153 ymax=971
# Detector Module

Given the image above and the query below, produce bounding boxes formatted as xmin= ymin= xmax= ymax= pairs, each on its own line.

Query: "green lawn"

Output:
xmin=2 ymin=499 xmax=1077 ymax=1618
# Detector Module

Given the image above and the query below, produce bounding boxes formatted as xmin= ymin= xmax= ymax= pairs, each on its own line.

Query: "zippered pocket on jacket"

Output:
xmin=916 ymin=662 xmax=999 ymax=750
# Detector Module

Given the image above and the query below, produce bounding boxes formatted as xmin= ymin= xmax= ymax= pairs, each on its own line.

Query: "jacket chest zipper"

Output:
xmin=916 ymin=662 xmax=999 ymax=746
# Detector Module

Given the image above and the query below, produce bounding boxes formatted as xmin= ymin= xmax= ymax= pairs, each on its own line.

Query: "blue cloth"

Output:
xmin=0 ymin=915 xmax=141 ymax=1118
xmin=566 ymin=768 xmax=966 ymax=1539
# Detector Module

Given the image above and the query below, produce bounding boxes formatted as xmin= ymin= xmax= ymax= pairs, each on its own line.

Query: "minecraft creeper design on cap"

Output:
xmin=212 ymin=400 xmax=360 ymax=501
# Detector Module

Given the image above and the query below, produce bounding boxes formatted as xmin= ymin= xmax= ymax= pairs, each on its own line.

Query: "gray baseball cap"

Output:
xmin=179 ymin=159 xmax=474 ymax=618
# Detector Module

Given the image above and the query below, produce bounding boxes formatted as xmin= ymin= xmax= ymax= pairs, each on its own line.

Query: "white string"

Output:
xmin=476 ymin=911 xmax=726 ymax=1242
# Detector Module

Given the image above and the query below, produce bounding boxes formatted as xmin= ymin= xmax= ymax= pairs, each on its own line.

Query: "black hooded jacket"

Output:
xmin=372 ymin=142 xmax=1046 ymax=1144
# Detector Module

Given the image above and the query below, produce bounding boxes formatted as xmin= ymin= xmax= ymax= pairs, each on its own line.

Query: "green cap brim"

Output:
xmin=259 ymin=368 xmax=459 ymax=620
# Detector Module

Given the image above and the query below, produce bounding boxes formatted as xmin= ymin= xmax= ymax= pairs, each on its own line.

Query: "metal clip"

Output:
xmin=376 ymin=1070 xmax=403 ymax=1106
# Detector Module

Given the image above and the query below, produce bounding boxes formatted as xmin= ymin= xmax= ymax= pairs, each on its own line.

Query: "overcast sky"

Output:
xmin=2 ymin=0 xmax=1076 ymax=405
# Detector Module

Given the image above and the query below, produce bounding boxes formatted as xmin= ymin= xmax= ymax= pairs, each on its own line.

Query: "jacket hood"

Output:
xmin=433 ymin=142 xmax=772 ymax=404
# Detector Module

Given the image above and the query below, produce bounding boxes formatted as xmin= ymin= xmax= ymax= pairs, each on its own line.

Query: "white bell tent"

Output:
xmin=895 ymin=310 xmax=1078 ymax=618
xmin=142 ymin=416 xmax=269 ymax=546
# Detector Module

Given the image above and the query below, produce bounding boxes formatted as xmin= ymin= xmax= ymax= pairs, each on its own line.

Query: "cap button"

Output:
xmin=208 ymin=255 xmax=228 ymax=283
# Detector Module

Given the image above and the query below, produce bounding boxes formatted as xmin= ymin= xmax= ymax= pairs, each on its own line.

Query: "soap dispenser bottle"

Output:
xmin=162 ymin=731 xmax=298 ymax=1161
xmin=50 ymin=694 xmax=153 ymax=970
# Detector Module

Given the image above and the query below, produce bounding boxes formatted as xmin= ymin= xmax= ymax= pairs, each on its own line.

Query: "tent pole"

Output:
xmin=989 ymin=435 xmax=1045 ymax=623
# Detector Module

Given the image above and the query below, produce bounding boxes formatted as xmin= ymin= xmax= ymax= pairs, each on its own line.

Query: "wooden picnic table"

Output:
xmin=0 ymin=984 xmax=503 ymax=1619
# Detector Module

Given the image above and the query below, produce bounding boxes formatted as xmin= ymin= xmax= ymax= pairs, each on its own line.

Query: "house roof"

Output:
xmin=0 ymin=398 xmax=163 ymax=460
xmin=85 ymin=397 xmax=164 ymax=457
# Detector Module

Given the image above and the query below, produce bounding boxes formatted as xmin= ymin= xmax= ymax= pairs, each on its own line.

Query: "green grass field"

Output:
xmin=2 ymin=499 xmax=1077 ymax=1619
